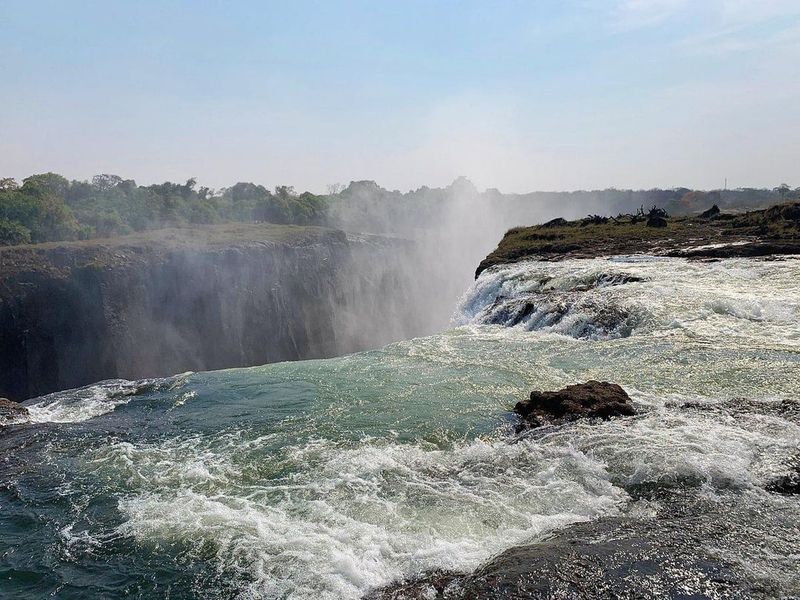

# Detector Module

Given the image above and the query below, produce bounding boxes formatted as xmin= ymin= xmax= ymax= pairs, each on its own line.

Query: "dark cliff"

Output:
xmin=0 ymin=224 xmax=429 ymax=400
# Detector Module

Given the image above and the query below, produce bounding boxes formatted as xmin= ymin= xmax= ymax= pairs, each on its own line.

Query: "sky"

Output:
xmin=1 ymin=0 xmax=798 ymax=193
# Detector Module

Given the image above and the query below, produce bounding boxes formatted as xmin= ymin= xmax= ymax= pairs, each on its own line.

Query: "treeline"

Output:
xmin=0 ymin=172 xmax=797 ymax=246
xmin=0 ymin=173 xmax=326 ymax=245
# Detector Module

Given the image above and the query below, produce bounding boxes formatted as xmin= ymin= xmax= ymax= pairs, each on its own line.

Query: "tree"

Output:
xmin=0 ymin=218 xmax=31 ymax=246
xmin=774 ymin=183 xmax=791 ymax=201
xmin=22 ymin=172 xmax=70 ymax=197
xmin=91 ymin=174 xmax=123 ymax=191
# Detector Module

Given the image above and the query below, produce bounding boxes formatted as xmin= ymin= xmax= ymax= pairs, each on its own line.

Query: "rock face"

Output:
xmin=514 ymin=381 xmax=636 ymax=429
xmin=0 ymin=225 xmax=432 ymax=400
xmin=0 ymin=398 xmax=28 ymax=423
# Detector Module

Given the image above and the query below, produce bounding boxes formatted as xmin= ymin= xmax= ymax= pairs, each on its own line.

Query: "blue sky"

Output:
xmin=1 ymin=0 xmax=798 ymax=192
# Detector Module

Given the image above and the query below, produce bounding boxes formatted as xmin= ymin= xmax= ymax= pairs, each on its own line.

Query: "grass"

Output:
xmin=0 ymin=223 xmax=347 ymax=277
xmin=477 ymin=203 xmax=800 ymax=276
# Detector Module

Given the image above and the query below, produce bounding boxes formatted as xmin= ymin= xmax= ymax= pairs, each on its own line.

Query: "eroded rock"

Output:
xmin=515 ymin=381 xmax=636 ymax=429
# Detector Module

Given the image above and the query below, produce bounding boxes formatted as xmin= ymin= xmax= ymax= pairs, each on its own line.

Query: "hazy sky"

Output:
xmin=2 ymin=0 xmax=798 ymax=193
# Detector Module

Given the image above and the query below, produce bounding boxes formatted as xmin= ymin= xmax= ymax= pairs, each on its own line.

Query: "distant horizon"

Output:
xmin=2 ymin=170 xmax=795 ymax=197
xmin=3 ymin=1 xmax=798 ymax=194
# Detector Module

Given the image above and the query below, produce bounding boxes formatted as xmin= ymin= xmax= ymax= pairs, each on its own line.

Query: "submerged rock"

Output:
xmin=0 ymin=397 xmax=28 ymax=423
xmin=515 ymin=381 xmax=636 ymax=429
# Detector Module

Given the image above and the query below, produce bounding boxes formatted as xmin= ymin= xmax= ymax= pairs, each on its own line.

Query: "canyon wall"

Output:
xmin=0 ymin=224 xmax=430 ymax=400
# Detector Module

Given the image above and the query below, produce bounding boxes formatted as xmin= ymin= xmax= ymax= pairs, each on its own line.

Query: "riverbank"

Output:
xmin=476 ymin=202 xmax=800 ymax=276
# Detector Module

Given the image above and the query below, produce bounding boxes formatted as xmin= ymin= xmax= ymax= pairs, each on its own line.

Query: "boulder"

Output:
xmin=515 ymin=380 xmax=636 ymax=429
xmin=700 ymin=204 xmax=721 ymax=219
xmin=0 ymin=397 xmax=28 ymax=423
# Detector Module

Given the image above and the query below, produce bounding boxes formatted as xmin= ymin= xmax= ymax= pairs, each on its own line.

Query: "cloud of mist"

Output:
xmin=324 ymin=179 xmax=628 ymax=331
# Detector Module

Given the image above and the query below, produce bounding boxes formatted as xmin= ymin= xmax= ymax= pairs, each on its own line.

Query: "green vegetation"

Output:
xmin=0 ymin=174 xmax=327 ymax=246
xmin=0 ymin=172 xmax=798 ymax=247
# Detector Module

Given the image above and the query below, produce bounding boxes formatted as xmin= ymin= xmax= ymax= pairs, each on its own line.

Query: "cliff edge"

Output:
xmin=0 ymin=224 xmax=426 ymax=400
xmin=476 ymin=202 xmax=800 ymax=277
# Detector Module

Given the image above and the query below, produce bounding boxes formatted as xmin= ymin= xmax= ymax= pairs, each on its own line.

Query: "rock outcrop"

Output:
xmin=514 ymin=381 xmax=636 ymax=429
xmin=700 ymin=204 xmax=721 ymax=219
xmin=0 ymin=224 xmax=432 ymax=400
xmin=476 ymin=202 xmax=800 ymax=277
xmin=0 ymin=398 xmax=27 ymax=423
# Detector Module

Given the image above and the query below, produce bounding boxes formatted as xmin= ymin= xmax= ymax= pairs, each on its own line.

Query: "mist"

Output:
xmin=323 ymin=178 xmax=776 ymax=331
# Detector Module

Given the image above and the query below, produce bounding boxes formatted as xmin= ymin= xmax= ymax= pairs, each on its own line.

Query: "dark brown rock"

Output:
xmin=767 ymin=466 xmax=799 ymax=495
xmin=0 ymin=397 xmax=28 ymax=422
xmin=646 ymin=215 xmax=668 ymax=227
xmin=541 ymin=217 xmax=568 ymax=228
xmin=515 ymin=381 xmax=636 ymax=429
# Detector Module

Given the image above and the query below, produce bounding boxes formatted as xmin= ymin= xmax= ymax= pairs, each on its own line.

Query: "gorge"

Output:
xmin=0 ymin=224 xmax=434 ymax=400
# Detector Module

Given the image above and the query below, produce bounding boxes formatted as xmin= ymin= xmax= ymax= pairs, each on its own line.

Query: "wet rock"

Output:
xmin=515 ymin=381 xmax=635 ymax=429
xmin=767 ymin=466 xmax=800 ymax=495
xmin=675 ymin=397 xmax=800 ymax=422
xmin=0 ymin=397 xmax=28 ymax=423
xmin=580 ymin=272 xmax=645 ymax=289
xmin=367 ymin=491 xmax=794 ymax=599
xmin=484 ymin=297 xmax=536 ymax=327
xmin=0 ymin=227 xmax=427 ymax=400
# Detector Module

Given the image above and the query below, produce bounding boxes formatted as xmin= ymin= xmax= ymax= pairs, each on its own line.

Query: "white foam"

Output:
xmin=453 ymin=257 xmax=800 ymax=345
xmin=26 ymin=384 xmax=133 ymax=424
xmin=108 ymin=435 xmax=625 ymax=600
xmin=25 ymin=374 xmax=190 ymax=424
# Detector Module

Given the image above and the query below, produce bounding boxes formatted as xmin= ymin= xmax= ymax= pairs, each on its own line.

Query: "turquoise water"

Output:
xmin=1 ymin=257 xmax=799 ymax=598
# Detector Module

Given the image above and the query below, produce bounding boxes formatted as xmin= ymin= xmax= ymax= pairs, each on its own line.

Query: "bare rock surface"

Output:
xmin=514 ymin=381 xmax=636 ymax=429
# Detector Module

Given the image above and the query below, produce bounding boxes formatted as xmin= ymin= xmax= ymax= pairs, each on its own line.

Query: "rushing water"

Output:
xmin=1 ymin=257 xmax=799 ymax=599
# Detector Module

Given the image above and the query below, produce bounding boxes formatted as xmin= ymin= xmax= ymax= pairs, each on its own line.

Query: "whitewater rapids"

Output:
xmin=1 ymin=256 xmax=798 ymax=599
